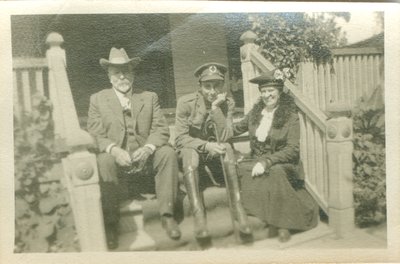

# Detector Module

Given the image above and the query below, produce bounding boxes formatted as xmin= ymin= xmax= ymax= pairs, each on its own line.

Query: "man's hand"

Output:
xmin=110 ymin=146 xmax=132 ymax=167
xmin=211 ymin=92 xmax=227 ymax=109
xmin=226 ymin=97 xmax=235 ymax=112
xmin=251 ymin=162 xmax=265 ymax=177
xmin=205 ymin=142 xmax=226 ymax=156
xmin=131 ymin=146 xmax=153 ymax=164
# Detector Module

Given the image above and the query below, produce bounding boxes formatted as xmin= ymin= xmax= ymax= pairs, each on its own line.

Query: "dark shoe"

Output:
xmin=268 ymin=225 xmax=279 ymax=238
xmin=236 ymin=221 xmax=252 ymax=236
xmin=278 ymin=228 xmax=291 ymax=243
xmin=161 ymin=216 xmax=181 ymax=240
xmin=105 ymin=224 xmax=119 ymax=250
xmin=193 ymin=211 xmax=211 ymax=240
xmin=235 ymin=207 xmax=252 ymax=236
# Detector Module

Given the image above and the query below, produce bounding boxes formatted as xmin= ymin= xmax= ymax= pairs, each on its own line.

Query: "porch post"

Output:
xmin=46 ymin=32 xmax=107 ymax=251
xmin=240 ymin=31 xmax=259 ymax=114
xmin=325 ymin=103 xmax=355 ymax=238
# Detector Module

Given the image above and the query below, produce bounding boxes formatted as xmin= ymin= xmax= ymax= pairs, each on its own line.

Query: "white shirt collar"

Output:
xmin=113 ymin=87 xmax=131 ymax=108
xmin=261 ymin=106 xmax=277 ymax=116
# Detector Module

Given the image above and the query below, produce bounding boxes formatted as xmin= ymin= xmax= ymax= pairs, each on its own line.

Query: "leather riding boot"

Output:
xmin=183 ymin=166 xmax=210 ymax=240
xmin=223 ymin=155 xmax=252 ymax=236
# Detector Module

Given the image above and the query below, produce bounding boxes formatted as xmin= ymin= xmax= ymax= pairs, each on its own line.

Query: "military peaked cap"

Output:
xmin=194 ymin=62 xmax=227 ymax=82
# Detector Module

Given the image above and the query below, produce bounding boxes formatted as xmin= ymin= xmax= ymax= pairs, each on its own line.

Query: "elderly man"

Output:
xmin=174 ymin=63 xmax=252 ymax=243
xmin=87 ymin=47 xmax=181 ymax=249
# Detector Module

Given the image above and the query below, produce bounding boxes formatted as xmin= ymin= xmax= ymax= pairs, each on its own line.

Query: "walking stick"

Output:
xmin=209 ymin=121 xmax=239 ymax=238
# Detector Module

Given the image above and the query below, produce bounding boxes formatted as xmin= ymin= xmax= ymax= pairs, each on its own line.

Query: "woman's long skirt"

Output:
xmin=239 ymin=161 xmax=319 ymax=231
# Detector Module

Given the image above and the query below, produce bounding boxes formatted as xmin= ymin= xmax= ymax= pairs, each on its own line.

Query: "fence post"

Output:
xmin=46 ymin=32 xmax=107 ymax=251
xmin=62 ymin=149 xmax=107 ymax=251
xmin=240 ymin=31 xmax=259 ymax=114
xmin=325 ymin=104 xmax=354 ymax=238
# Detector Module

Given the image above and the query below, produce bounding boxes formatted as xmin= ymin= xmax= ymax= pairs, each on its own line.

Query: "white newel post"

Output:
xmin=46 ymin=32 xmax=107 ymax=251
xmin=240 ymin=31 xmax=260 ymax=114
xmin=325 ymin=106 xmax=355 ymax=238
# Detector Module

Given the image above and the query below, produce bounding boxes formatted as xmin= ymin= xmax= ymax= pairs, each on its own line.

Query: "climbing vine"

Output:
xmin=14 ymin=94 xmax=79 ymax=252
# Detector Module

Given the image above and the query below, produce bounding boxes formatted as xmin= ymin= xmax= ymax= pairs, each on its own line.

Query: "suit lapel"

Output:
xmin=106 ymin=89 xmax=124 ymax=125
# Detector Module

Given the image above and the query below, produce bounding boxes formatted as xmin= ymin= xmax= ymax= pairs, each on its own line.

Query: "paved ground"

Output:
xmin=113 ymin=187 xmax=387 ymax=252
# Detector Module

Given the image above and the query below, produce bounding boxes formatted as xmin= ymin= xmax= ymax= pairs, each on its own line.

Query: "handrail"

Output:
xmin=46 ymin=33 xmax=93 ymax=149
xmin=46 ymin=32 xmax=106 ymax=251
xmin=332 ymin=47 xmax=383 ymax=56
xmin=13 ymin=57 xmax=48 ymax=69
xmin=249 ymin=49 xmax=328 ymax=131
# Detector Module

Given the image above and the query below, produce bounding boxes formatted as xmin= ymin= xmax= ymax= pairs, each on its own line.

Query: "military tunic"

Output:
xmin=175 ymin=92 xmax=235 ymax=188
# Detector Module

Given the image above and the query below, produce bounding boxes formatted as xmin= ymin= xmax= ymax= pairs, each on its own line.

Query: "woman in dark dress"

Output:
xmin=233 ymin=69 xmax=318 ymax=242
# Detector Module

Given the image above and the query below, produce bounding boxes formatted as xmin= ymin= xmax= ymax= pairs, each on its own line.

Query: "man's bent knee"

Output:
xmin=179 ymin=148 xmax=199 ymax=171
xmin=97 ymin=153 xmax=116 ymax=168
xmin=97 ymin=152 xmax=118 ymax=183
xmin=155 ymin=145 xmax=176 ymax=160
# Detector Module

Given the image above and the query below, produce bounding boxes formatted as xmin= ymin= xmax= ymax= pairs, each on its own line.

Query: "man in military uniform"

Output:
xmin=175 ymin=62 xmax=252 ymax=242
xmin=87 ymin=48 xmax=181 ymax=249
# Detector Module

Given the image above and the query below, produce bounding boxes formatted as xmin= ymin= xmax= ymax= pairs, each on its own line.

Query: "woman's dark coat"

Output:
xmin=232 ymin=93 xmax=318 ymax=231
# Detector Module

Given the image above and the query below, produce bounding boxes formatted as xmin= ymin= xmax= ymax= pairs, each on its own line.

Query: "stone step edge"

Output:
xmin=119 ymin=186 xmax=229 ymax=219
xmin=232 ymin=221 xmax=334 ymax=250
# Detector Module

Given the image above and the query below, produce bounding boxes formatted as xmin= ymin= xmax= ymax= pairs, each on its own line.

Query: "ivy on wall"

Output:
xmin=14 ymin=94 xmax=79 ymax=252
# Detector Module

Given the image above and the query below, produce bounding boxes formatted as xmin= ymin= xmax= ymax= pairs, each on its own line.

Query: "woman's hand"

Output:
xmin=251 ymin=159 xmax=272 ymax=177
xmin=251 ymin=162 xmax=265 ymax=177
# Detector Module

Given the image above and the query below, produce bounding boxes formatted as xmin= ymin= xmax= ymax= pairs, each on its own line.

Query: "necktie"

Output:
xmin=123 ymin=95 xmax=131 ymax=111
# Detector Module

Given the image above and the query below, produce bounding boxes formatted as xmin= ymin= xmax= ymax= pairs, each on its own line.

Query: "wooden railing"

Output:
xmin=13 ymin=32 xmax=157 ymax=251
xmin=13 ymin=32 xmax=107 ymax=251
xmin=240 ymin=31 xmax=355 ymax=237
xmin=298 ymin=47 xmax=383 ymax=112
xmin=13 ymin=57 xmax=48 ymax=119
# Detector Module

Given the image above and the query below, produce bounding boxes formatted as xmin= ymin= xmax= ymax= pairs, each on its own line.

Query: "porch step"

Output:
xmin=114 ymin=186 xmax=332 ymax=251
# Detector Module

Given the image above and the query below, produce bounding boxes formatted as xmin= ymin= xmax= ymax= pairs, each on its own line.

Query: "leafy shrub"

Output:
xmin=14 ymin=94 xmax=79 ymax=252
xmin=352 ymin=88 xmax=386 ymax=227
xmin=249 ymin=12 xmax=349 ymax=80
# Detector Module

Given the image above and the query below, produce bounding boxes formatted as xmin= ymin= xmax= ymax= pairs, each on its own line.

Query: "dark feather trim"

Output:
xmin=249 ymin=92 xmax=297 ymax=128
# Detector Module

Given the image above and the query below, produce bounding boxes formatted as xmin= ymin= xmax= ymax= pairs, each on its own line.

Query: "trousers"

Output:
xmin=96 ymin=145 xmax=179 ymax=225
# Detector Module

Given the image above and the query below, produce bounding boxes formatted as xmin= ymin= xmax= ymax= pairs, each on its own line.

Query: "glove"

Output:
xmin=251 ymin=159 xmax=272 ymax=178
xmin=251 ymin=162 xmax=265 ymax=178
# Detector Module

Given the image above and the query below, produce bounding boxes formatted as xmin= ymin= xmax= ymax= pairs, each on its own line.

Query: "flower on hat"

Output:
xmin=273 ymin=68 xmax=291 ymax=82
xmin=273 ymin=69 xmax=284 ymax=80
xmin=282 ymin=68 xmax=291 ymax=78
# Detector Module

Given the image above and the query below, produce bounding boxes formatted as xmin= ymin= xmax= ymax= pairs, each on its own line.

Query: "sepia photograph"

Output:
xmin=1 ymin=1 xmax=399 ymax=263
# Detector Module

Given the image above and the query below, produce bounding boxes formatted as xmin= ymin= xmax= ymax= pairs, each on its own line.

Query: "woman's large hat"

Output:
xmin=250 ymin=68 xmax=290 ymax=89
xmin=99 ymin=47 xmax=142 ymax=70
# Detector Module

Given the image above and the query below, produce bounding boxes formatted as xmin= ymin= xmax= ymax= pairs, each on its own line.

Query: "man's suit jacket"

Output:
xmin=87 ymin=88 xmax=170 ymax=152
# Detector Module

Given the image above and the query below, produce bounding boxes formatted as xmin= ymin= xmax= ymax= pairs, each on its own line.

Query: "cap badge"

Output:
xmin=209 ymin=65 xmax=217 ymax=73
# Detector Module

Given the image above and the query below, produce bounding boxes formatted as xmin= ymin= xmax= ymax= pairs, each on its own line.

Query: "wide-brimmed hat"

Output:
xmin=99 ymin=47 xmax=142 ymax=70
xmin=194 ymin=62 xmax=227 ymax=82
xmin=249 ymin=68 xmax=289 ymax=90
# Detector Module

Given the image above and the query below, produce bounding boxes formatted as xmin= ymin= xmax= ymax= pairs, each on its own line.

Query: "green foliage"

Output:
xmin=249 ymin=13 xmax=348 ymax=80
xmin=14 ymin=94 xmax=78 ymax=252
xmin=352 ymin=93 xmax=386 ymax=227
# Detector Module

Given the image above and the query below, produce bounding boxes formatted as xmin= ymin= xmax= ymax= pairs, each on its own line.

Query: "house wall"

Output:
xmin=169 ymin=14 xmax=230 ymax=100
